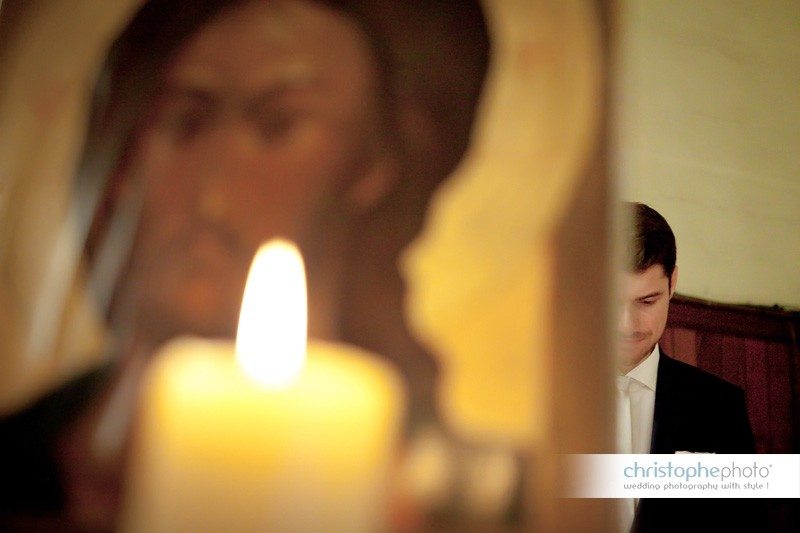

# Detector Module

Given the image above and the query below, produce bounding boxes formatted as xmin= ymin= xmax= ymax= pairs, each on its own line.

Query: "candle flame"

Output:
xmin=236 ymin=239 xmax=307 ymax=388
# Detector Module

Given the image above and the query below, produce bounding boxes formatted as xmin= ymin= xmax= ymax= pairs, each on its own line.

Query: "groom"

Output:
xmin=617 ymin=202 xmax=766 ymax=532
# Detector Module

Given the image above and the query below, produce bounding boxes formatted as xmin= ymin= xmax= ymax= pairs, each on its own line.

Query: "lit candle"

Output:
xmin=121 ymin=240 xmax=406 ymax=532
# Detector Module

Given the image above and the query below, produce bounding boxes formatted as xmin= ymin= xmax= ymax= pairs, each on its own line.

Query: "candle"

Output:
xmin=121 ymin=240 xmax=406 ymax=532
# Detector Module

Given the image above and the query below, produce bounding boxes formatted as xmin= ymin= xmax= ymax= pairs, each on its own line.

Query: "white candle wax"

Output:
xmin=121 ymin=240 xmax=406 ymax=532
xmin=121 ymin=337 xmax=405 ymax=532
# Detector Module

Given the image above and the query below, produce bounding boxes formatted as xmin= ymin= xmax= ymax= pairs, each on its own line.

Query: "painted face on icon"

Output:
xmin=114 ymin=0 xmax=396 ymax=344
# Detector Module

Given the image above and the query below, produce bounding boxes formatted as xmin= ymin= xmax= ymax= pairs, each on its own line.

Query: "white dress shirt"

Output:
xmin=622 ymin=344 xmax=659 ymax=454
xmin=616 ymin=345 xmax=660 ymax=532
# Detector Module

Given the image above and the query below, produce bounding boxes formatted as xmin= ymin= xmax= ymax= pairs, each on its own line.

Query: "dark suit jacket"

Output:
xmin=632 ymin=351 xmax=770 ymax=532
xmin=649 ymin=352 xmax=755 ymax=454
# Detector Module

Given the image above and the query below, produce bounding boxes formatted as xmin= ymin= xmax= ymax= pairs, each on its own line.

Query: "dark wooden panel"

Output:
xmin=662 ymin=295 xmax=799 ymax=454
xmin=744 ymin=339 xmax=770 ymax=453
xmin=668 ymin=295 xmax=798 ymax=343
xmin=766 ymin=341 xmax=793 ymax=453
xmin=672 ymin=328 xmax=697 ymax=366
xmin=719 ymin=335 xmax=745 ymax=389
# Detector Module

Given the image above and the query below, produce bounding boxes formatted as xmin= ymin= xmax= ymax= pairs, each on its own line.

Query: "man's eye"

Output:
xmin=639 ymin=298 xmax=656 ymax=306
xmin=252 ymin=107 xmax=303 ymax=141
xmin=167 ymin=109 xmax=210 ymax=141
xmin=258 ymin=116 xmax=294 ymax=139
xmin=151 ymin=97 xmax=213 ymax=142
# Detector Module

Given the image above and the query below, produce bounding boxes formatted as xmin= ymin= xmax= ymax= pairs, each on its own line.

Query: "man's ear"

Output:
xmin=669 ymin=266 xmax=679 ymax=298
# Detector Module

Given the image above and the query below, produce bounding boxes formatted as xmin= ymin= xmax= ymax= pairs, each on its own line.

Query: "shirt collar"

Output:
xmin=626 ymin=344 xmax=659 ymax=391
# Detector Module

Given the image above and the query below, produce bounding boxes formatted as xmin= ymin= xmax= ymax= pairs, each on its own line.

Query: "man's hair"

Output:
xmin=628 ymin=202 xmax=677 ymax=280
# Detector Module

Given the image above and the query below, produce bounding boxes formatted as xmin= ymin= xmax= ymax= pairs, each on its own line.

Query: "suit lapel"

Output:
xmin=650 ymin=350 xmax=677 ymax=453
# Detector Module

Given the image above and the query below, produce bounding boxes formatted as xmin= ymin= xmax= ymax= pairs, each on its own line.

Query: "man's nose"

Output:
xmin=192 ymin=122 xmax=262 ymax=220
xmin=195 ymin=121 xmax=262 ymax=182
xmin=617 ymin=305 xmax=638 ymax=336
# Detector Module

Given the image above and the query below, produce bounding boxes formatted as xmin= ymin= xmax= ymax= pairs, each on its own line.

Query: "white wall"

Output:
xmin=615 ymin=0 xmax=800 ymax=309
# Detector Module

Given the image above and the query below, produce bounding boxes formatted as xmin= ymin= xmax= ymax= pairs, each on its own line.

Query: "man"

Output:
xmin=0 ymin=0 xmax=489 ymax=529
xmin=618 ymin=202 xmax=765 ymax=532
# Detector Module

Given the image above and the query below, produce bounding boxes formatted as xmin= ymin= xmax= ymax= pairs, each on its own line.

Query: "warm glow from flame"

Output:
xmin=236 ymin=239 xmax=307 ymax=388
